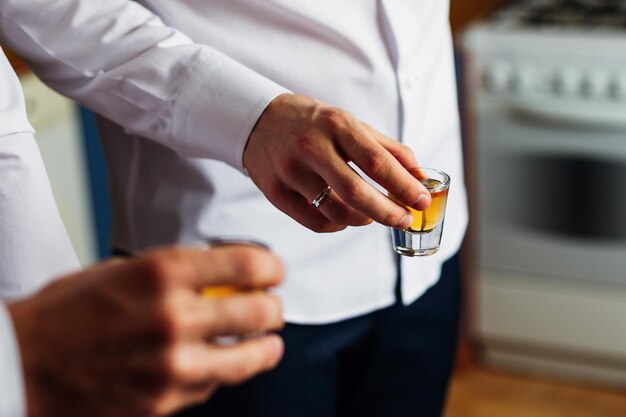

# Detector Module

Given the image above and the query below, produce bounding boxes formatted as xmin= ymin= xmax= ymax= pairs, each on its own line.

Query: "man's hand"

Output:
xmin=8 ymin=245 xmax=284 ymax=417
xmin=244 ymin=93 xmax=431 ymax=233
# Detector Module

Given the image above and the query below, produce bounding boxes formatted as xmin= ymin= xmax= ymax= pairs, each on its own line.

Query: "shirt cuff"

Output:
xmin=0 ymin=303 xmax=26 ymax=417
xmin=172 ymin=48 xmax=291 ymax=173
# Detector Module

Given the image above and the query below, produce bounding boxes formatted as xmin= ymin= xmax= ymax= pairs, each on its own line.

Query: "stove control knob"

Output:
xmin=482 ymin=62 xmax=510 ymax=92
xmin=581 ymin=70 xmax=610 ymax=98
xmin=552 ymin=68 xmax=581 ymax=95
xmin=509 ymin=66 xmax=534 ymax=93
xmin=609 ymin=73 xmax=626 ymax=100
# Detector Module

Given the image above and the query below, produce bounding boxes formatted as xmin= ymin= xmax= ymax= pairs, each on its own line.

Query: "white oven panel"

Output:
xmin=476 ymin=107 xmax=626 ymax=286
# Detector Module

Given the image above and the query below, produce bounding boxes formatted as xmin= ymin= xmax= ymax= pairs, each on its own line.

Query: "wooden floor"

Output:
xmin=443 ymin=367 xmax=626 ymax=417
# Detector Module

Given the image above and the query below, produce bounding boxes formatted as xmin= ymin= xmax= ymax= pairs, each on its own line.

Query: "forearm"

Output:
xmin=0 ymin=0 xmax=288 ymax=171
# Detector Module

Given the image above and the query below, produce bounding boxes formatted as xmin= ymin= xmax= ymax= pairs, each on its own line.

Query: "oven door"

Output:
xmin=476 ymin=101 xmax=626 ymax=286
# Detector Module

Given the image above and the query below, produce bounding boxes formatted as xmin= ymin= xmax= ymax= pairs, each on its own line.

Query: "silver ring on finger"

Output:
xmin=311 ymin=185 xmax=333 ymax=208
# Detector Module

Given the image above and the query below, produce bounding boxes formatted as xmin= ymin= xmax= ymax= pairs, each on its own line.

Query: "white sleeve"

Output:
xmin=0 ymin=303 xmax=26 ymax=417
xmin=0 ymin=0 xmax=289 ymax=172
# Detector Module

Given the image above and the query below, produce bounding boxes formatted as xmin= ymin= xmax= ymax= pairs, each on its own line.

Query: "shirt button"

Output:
xmin=404 ymin=74 xmax=419 ymax=89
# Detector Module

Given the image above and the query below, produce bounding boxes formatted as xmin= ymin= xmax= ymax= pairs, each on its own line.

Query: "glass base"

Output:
xmin=391 ymin=221 xmax=445 ymax=257
xmin=393 ymin=245 xmax=440 ymax=257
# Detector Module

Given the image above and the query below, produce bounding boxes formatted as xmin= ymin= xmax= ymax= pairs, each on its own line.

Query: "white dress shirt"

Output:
xmin=98 ymin=0 xmax=469 ymax=323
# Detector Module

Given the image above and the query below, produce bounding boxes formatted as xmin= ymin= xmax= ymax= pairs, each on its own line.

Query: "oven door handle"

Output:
xmin=506 ymin=95 xmax=626 ymax=130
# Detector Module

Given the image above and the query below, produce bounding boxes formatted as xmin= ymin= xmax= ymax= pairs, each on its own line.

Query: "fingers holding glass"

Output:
xmin=243 ymin=94 xmax=430 ymax=231
xmin=303 ymin=151 xmax=414 ymax=229
xmin=335 ymin=123 xmax=431 ymax=212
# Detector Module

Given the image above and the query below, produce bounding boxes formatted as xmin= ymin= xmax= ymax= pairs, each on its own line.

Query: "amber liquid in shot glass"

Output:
xmin=390 ymin=179 xmax=449 ymax=233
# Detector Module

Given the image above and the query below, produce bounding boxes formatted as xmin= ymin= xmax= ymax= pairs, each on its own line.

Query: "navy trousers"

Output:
xmin=176 ymin=254 xmax=461 ymax=417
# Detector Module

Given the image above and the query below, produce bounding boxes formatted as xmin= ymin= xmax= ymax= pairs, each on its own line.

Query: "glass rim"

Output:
xmin=205 ymin=237 xmax=270 ymax=250
xmin=419 ymin=167 xmax=450 ymax=193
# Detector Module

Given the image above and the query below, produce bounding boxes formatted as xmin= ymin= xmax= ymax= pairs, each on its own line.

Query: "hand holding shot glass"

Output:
xmin=199 ymin=238 xmax=279 ymax=344
xmin=116 ymin=238 xmax=281 ymax=344
xmin=389 ymin=168 xmax=450 ymax=257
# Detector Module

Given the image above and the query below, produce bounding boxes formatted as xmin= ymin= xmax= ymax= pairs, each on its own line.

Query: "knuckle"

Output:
xmin=152 ymin=308 xmax=179 ymax=344
xmin=248 ymin=296 xmax=276 ymax=328
xmin=276 ymin=158 xmax=298 ymax=178
xmin=326 ymin=204 xmax=351 ymax=224
xmin=398 ymin=144 xmax=415 ymax=159
xmin=397 ymin=181 xmax=419 ymax=202
xmin=364 ymin=149 xmax=390 ymax=174
xmin=231 ymin=250 xmax=266 ymax=282
xmin=150 ymin=298 xmax=193 ymax=345
xmin=320 ymin=107 xmax=346 ymax=130
xmin=142 ymin=260 xmax=169 ymax=292
xmin=329 ymin=207 xmax=367 ymax=227
xmin=225 ymin=361 xmax=252 ymax=384
xmin=264 ymin=179 xmax=283 ymax=199
xmin=141 ymin=255 xmax=182 ymax=292
xmin=308 ymin=217 xmax=337 ymax=233
xmin=246 ymin=301 xmax=268 ymax=329
xmin=160 ymin=346 xmax=187 ymax=382
xmin=341 ymin=179 xmax=367 ymax=207
xmin=381 ymin=209 xmax=405 ymax=227
xmin=402 ymin=144 xmax=414 ymax=155
xmin=381 ymin=211 xmax=396 ymax=226
xmin=149 ymin=393 xmax=176 ymax=417
xmin=293 ymin=134 xmax=318 ymax=155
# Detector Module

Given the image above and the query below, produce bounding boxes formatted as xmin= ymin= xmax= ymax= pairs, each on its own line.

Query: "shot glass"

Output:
xmin=112 ymin=238 xmax=271 ymax=343
xmin=389 ymin=168 xmax=450 ymax=257
xmin=199 ymin=237 xmax=271 ymax=345
xmin=200 ymin=237 xmax=270 ymax=298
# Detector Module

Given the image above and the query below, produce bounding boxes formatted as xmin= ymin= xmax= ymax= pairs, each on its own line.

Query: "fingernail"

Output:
xmin=401 ymin=213 xmax=413 ymax=228
xmin=271 ymin=336 xmax=285 ymax=358
xmin=273 ymin=315 xmax=285 ymax=330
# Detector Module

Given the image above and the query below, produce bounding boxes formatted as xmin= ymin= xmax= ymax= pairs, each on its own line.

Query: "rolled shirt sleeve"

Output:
xmin=0 ymin=0 xmax=289 ymax=173
xmin=0 ymin=303 xmax=26 ymax=417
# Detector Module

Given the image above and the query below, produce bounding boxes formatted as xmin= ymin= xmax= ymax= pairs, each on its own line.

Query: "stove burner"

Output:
xmin=517 ymin=0 xmax=626 ymax=29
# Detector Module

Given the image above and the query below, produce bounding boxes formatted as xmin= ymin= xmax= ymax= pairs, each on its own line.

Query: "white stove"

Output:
xmin=461 ymin=0 xmax=626 ymax=388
